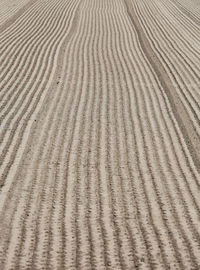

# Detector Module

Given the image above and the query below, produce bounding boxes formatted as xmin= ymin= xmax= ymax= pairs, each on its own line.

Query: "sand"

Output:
xmin=0 ymin=0 xmax=200 ymax=269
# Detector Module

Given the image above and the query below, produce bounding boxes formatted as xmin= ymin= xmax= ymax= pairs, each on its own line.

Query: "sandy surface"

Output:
xmin=0 ymin=0 xmax=200 ymax=269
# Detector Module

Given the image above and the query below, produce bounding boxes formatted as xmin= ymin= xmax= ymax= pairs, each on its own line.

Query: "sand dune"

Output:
xmin=0 ymin=0 xmax=200 ymax=269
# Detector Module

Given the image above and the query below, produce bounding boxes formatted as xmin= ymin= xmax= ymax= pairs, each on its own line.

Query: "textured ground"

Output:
xmin=0 ymin=0 xmax=200 ymax=269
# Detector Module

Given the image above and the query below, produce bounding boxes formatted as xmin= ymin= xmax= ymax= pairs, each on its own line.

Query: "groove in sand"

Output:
xmin=0 ymin=0 xmax=200 ymax=269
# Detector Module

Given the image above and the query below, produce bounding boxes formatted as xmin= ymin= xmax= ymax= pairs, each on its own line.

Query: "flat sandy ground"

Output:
xmin=0 ymin=0 xmax=200 ymax=269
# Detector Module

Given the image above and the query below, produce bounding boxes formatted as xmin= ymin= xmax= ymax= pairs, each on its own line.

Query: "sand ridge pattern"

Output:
xmin=0 ymin=0 xmax=200 ymax=269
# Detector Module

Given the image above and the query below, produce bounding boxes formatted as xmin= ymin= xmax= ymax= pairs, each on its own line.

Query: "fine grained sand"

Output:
xmin=0 ymin=0 xmax=200 ymax=269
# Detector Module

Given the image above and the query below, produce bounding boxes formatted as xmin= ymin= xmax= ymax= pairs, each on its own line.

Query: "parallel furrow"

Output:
xmin=0 ymin=0 xmax=200 ymax=269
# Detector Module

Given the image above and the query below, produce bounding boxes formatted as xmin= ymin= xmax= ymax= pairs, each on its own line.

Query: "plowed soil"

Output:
xmin=1 ymin=0 xmax=200 ymax=269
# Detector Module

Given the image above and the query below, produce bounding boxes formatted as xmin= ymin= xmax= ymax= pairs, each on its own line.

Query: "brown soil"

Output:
xmin=0 ymin=0 xmax=200 ymax=269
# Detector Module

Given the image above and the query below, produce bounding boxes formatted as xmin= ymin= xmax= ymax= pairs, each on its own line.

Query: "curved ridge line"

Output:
xmin=0 ymin=0 xmax=38 ymax=34
xmin=0 ymin=1 xmax=81 ymax=192
xmin=123 ymin=0 xmax=200 ymax=173
xmin=169 ymin=0 xmax=200 ymax=27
